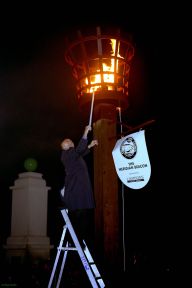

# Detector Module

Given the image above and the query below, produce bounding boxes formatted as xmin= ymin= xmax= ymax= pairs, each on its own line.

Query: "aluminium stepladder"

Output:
xmin=48 ymin=209 xmax=105 ymax=288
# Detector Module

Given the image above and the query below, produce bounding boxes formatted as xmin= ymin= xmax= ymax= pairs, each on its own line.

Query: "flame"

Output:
xmin=85 ymin=39 xmax=124 ymax=93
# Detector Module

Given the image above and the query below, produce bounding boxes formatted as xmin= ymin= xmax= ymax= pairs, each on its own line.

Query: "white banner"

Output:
xmin=112 ymin=130 xmax=151 ymax=189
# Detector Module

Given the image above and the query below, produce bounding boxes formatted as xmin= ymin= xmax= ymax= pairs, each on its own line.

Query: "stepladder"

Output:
xmin=48 ymin=209 xmax=105 ymax=288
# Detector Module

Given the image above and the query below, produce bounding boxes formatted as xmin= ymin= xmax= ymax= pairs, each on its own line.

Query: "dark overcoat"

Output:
xmin=61 ymin=138 xmax=95 ymax=210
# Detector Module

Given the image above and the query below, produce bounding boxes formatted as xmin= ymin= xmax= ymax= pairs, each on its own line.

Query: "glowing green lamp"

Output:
xmin=24 ymin=158 xmax=38 ymax=172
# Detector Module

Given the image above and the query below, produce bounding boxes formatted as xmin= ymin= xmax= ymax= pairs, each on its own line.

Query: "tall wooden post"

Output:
xmin=93 ymin=104 xmax=119 ymax=268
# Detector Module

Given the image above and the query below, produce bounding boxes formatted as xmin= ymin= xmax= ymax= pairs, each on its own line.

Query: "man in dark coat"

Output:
xmin=60 ymin=125 xmax=98 ymax=247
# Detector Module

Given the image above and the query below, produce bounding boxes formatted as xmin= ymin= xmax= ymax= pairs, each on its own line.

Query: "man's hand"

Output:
xmin=83 ymin=125 xmax=92 ymax=138
xmin=88 ymin=140 xmax=98 ymax=149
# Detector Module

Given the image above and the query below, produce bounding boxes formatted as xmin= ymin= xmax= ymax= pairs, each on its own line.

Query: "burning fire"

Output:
xmin=85 ymin=39 xmax=123 ymax=93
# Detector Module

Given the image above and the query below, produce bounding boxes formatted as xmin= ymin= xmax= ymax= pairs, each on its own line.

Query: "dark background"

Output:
xmin=0 ymin=3 xmax=179 ymax=283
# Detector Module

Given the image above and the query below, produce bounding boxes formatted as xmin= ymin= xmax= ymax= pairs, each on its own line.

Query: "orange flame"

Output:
xmin=85 ymin=39 xmax=124 ymax=93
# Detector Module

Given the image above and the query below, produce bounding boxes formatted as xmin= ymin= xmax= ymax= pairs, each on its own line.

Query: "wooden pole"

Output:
xmin=93 ymin=104 xmax=119 ymax=269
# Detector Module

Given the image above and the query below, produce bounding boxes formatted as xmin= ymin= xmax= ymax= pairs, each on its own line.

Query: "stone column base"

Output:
xmin=4 ymin=236 xmax=52 ymax=262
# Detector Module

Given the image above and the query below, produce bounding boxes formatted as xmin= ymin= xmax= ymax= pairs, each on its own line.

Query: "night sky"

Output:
xmin=0 ymin=4 xmax=178 ymax=272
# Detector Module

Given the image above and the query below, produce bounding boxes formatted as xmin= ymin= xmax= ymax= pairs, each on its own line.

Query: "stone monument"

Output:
xmin=5 ymin=158 xmax=51 ymax=262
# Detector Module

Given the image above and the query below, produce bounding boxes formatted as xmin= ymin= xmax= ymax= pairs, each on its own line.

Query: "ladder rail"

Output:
xmin=48 ymin=225 xmax=67 ymax=288
xmin=56 ymin=242 xmax=69 ymax=288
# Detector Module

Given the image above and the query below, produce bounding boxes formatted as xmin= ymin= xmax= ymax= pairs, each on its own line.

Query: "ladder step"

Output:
xmin=90 ymin=264 xmax=101 ymax=278
xmin=97 ymin=278 xmax=105 ymax=288
xmin=60 ymin=247 xmax=77 ymax=251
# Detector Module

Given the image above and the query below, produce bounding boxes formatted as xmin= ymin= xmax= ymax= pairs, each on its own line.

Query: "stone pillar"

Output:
xmin=5 ymin=172 xmax=51 ymax=262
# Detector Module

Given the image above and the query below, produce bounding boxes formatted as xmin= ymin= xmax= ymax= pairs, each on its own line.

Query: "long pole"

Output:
xmin=89 ymin=92 xmax=95 ymax=126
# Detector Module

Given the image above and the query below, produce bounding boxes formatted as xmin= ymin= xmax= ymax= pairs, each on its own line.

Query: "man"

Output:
xmin=60 ymin=125 xmax=98 ymax=247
